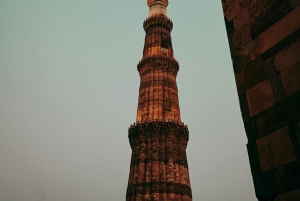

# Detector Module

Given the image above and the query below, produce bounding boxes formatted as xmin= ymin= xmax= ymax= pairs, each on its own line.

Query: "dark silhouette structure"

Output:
xmin=126 ymin=0 xmax=192 ymax=200
xmin=222 ymin=0 xmax=300 ymax=200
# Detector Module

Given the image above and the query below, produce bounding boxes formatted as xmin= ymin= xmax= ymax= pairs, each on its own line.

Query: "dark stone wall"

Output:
xmin=221 ymin=0 xmax=300 ymax=200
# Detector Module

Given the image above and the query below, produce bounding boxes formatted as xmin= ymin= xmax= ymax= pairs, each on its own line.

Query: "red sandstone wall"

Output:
xmin=221 ymin=0 xmax=300 ymax=200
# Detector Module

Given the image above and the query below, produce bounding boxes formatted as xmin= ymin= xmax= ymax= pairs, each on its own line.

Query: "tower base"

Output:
xmin=126 ymin=122 xmax=192 ymax=201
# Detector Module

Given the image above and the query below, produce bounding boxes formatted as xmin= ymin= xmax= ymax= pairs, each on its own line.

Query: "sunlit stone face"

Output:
xmin=149 ymin=3 xmax=167 ymax=17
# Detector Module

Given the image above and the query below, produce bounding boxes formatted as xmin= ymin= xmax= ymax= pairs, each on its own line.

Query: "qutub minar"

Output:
xmin=126 ymin=0 xmax=192 ymax=200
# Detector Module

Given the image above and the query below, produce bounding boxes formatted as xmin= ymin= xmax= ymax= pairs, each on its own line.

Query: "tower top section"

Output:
xmin=147 ymin=0 xmax=168 ymax=7
xmin=147 ymin=0 xmax=168 ymax=17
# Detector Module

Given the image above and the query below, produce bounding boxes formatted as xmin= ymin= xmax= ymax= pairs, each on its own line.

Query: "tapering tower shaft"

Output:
xmin=126 ymin=1 xmax=192 ymax=200
xmin=136 ymin=15 xmax=181 ymax=124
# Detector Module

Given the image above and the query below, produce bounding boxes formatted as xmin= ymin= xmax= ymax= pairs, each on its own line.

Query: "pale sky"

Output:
xmin=0 ymin=1 xmax=256 ymax=200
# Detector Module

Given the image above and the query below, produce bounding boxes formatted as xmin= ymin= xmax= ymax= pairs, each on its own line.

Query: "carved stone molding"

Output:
xmin=147 ymin=0 xmax=169 ymax=7
xmin=128 ymin=122 xmax=189 ymax=144
xmin=137 ymin=56 xmax=179 ymax=75
xmin=143 ymin=15 xmax=173 ymax=32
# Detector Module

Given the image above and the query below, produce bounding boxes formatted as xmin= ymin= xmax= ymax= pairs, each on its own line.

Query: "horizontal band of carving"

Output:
xmin=147 ymin=0 xmax=169 ymax=7
xmin=137 ymin=99 xmax=179 ymax=107
xmin=126 ymin=182 xmax=192 ymax=198
xmin=139 ymin=64 xmax=178 ymax=77
xmin=144 ymin=34 xmax=171 ymax=47
xmin=138 ymin=56 xmax=179 ymax=75
xmin=143 ymin=42 xmax=160 ymax=49
xmin=130 ymin=158 xmax=189 ymax=168
xmin=143 ymin=41 xmax=172 ymax=50
xmin=145 ymin=31 xmax=171 ymax=42
xmin=143 ymin=15 xmax=173 ymax=32
xmin=139 ymin=80 xmax=178 ymax=91
xmin=128 ymin=122 xmax=189 ymax=143
xmin=137 ymin=100 xmax=179 ymax=110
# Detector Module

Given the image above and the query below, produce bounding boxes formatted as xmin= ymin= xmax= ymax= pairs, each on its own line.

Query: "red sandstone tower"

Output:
xmin=126 ymin=1 xmax=192 ymax=200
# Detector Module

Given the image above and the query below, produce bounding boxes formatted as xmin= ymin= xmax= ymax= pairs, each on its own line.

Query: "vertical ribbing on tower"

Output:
xmin=126 ymin=1 xmax=192 ymax=200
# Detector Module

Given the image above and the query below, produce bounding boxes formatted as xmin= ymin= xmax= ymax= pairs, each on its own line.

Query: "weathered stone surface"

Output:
xmin=275 ymin=40 xmax=300 ymax=73
xmin=235 ymin=56 xmax=265 ymax=94
xmin=234 ymin=55 xmax=251 ymax=71
xmin=263 ymin=59 xmax=277 ymax=80
xmin=261 ymin=28 xmax=300 ymax=63
xmin=251 ymin=6 xmax=300 ymax=59
xmin=222 ymin=0 xmax=242 ymax=21
xmin=222 ymin=0 xmax=300 ymax=198
xmin=274 ymin=161 xmax=300 ymax=197
xmin=247 ymin=80 xmax=275 ymax=116
xmin=275 ymin=188 xmax=300 ymax=201
xmin=233 ymin=37 xmax=259 ymax=58
xmin=255 ymin=105 xmax=289 ymax=138
xmin=251 ymin=1 xmax=292 ymax=39
xmin=254 ymin=160 xmax=300 ymax=198
xmin=264 ymin=58 xmax=286 ymax=103
xmin=270 ymin=75 xmax=286 ymax=103
xmin=257 ymin=126 xmax=297 ymax=172
xmin=281 ymin=63 xmax=300 ymax=97
xmin=231 ymin=29 xmax=243 ymax=50
xmin=248 ymin=0 xmax=274 ymax=17
xmin=234 ymin=9 xmax=250 ymax=30
xmin=241 ymin=25 xmax=252 ymax=45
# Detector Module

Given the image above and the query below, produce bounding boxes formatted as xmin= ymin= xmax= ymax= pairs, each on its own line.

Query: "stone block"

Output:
xmin=257 ymin=126 xmax=297 ymax=172
xmin=275 ymin=188 xmax=300 ymax=201
xmin=275 ymin=40 xmax=300 ymax=73
xmin=274 ymin=161 xmax=300 ymax=196
xmin=223 ymin=0 xmax=242 ymax=21
xmin=231 ymin=30 xmax=243 ymax=50
xmin=232 ymin=37 xmax=259 ymax=58
xmin=235 ymin=56 xmax=265 ymax=94
xmin=247 ymin=80 xmax=275 ymax=116
xmin=234 ymin=55 xmax=251 ymax=71
xmin=263 ymin=59 xmax=277 ymax=80
xmin=261 ymin=29 xmax=300 ymax=63
xmin=255 ymin=105 xmax=289 ymax=138
xmin=251 ymin=1 xmax=292 ymax=39
xmin=251 ymin=6 xmax=300 ymax=58
xmin=234 ymin=9 xmax=250 ymax=30
xmin=270 ymin=75 xmax=286 ymax=103
xmin=281 ymin=63 xmax=300 ymax=97
xmin=241 ymin=25 xmax=252 ymax=45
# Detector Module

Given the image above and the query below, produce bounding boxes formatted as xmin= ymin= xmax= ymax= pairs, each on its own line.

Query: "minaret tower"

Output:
xmin=126 ymin=1 xmax=192 ymax=200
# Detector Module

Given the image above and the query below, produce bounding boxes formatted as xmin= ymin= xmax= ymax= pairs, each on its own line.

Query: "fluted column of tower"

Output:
xmin=126 ymin=1 xmax=192 ymax=201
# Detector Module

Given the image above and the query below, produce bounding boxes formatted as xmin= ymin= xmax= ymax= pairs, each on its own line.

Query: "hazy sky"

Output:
xmin=0 ymin=1 xmax=256 ymax=200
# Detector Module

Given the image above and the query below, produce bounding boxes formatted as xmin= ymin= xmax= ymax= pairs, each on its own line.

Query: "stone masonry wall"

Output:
xmin=221 ymin=0 xmax=300 ymax=200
